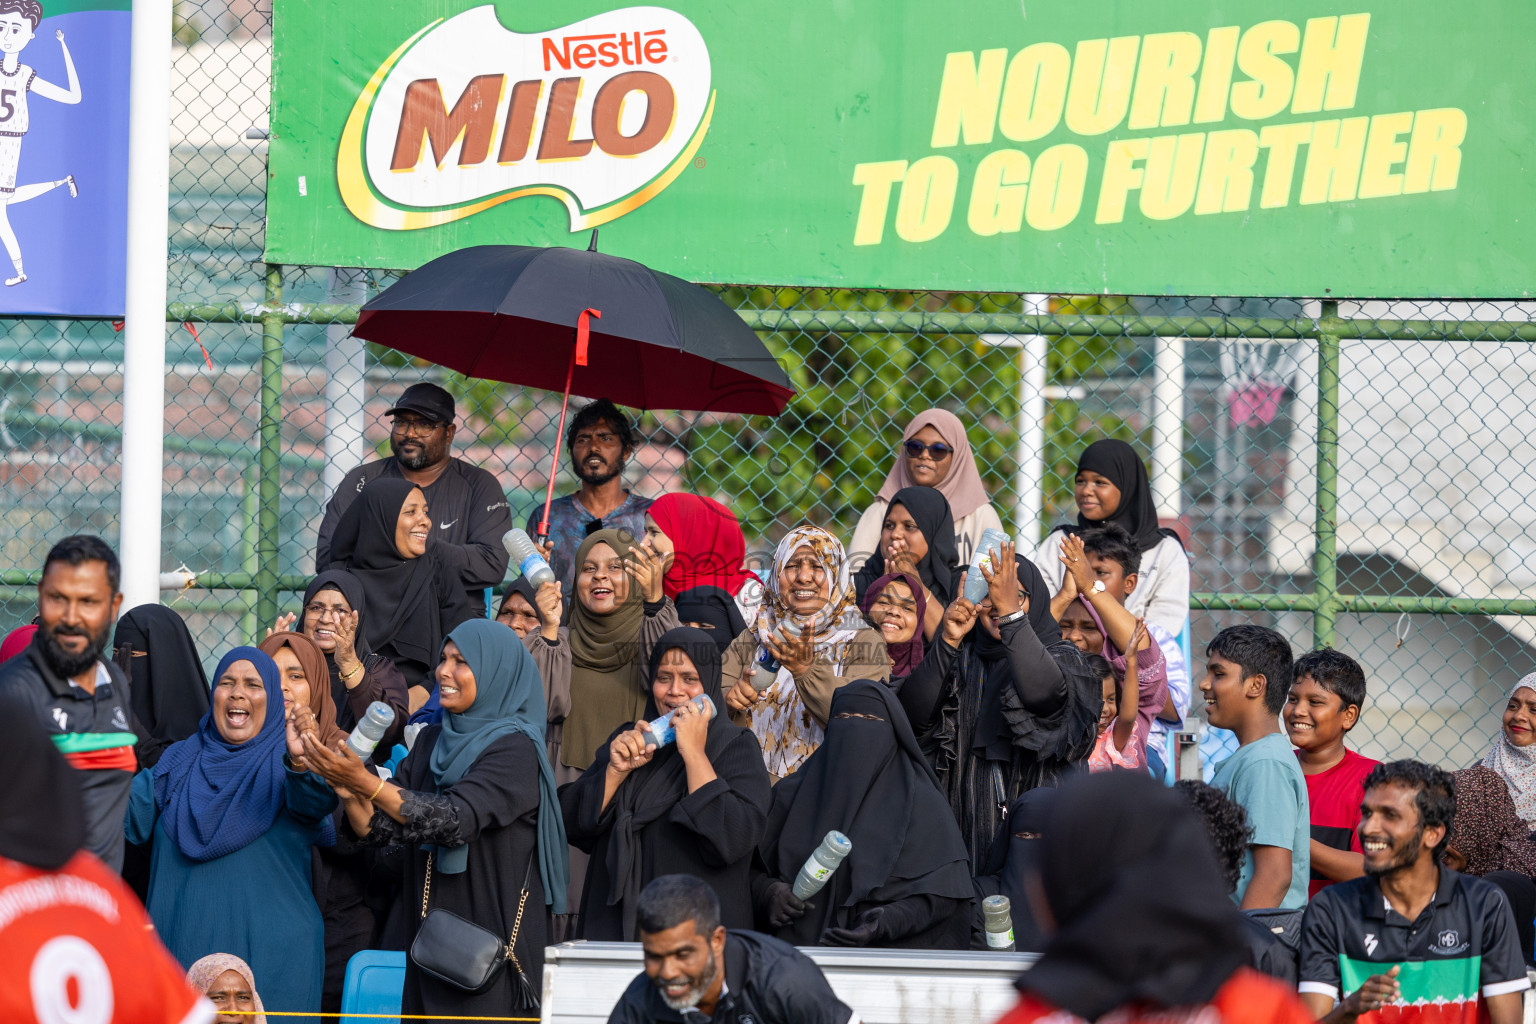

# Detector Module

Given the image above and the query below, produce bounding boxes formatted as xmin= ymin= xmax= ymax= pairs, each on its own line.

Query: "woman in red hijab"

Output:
xmin=646 ymin=493 xmax=763 ymax=644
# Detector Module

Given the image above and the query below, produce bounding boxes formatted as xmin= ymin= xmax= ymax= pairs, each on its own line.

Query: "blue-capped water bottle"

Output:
xmin=792 ymin=830 xmax=853 ymax=899
xmin=502 ymin=528 xmax=555 ymax=586
xmin=964 ymin=527 xmax=1011 ymax=602
xmin=345 ymin=701 xmax=396 ymax=761
xmin=642 ymin=694 xmax=717 ymax=748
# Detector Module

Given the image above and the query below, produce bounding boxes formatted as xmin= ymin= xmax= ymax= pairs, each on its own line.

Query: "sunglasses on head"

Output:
xmin=902 ymin=440 xmax=953 ymax=460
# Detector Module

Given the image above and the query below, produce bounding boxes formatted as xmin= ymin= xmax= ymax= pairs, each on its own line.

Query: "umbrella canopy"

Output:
xmin=353 ymin=244 xmax=795 ymax=416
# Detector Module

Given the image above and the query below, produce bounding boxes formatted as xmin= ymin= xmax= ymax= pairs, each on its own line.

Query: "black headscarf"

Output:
xmin=301 ymin=569 xmax=377 ymax=717
xmin=1018 ymin=772 xmax=1246 ymax=1021
xmin=113 ymin=604 xmax=211 ymax=769
xmin=978 ymin=788 xmax=1056 ymax=952
xmin=854 ymin=486 xmax=961 ymax=607
xmin=674 ymin=585 xmax=747 ymax=655
xmin=972 ymin=553 xmax=1064 ymax=761
xmin=1066 ymin=439 xmax=1167 ymax=553
xmin=602 ymin=627 xmax=739 ymax=939
xmin=0 ymin=688 xmax=85 ymax=869
xmin=327 ymin=478 xmax=443 ymax=672
xmin=760 ymin=679 xmax=973 ymax=943
xmin=496 ymin=576 xmax=541 ymax=621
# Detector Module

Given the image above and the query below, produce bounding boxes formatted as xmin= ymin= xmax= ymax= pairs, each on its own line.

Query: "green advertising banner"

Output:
xmin=266 ymin=1 xmax=1535 ymax=297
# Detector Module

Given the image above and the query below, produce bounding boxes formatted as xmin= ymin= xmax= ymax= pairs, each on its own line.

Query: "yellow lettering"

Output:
xmin=1140 ymin=133 xmax=1206 ymax=220
xmin=1128 ymin=32 xmax=1202 ymax=130
xmin=1065 ymin=36 xmax=1140 ymax=135
xmin=999 ymin=43 xmax=1070 ymax=142
xmin=1256 ymin=122 xmax=1313 ymax=208
xmin=1193 ymin=26 xmax=1240 ymax=124
xmin=1230 ymin=20 xmax=1300 ymax=121
xmin=967 ymin=149 xmax=1031 ymax=235
xmin=1292 ymin=14 xmax=1371 ymax=114
xmin=1403 ymin=108 xmax=1466 ymax=194
xmin=895 ymin=156 xmax=959 ymax=242
xmin=1357 ymin=111 xmax=1413 ymax=199
xmin=1194 ymin=129 xmax=1259 ymax=214
xmin=1299 ymin=117 xmax=1369 ymax=204
xmin=851 ymin=161 xmax=908 ymax=245
xmin=1025 ymin=144 xmax=1088 ymax=230
xmin=1095 ymin=138 xmax=1148 ymax=224
xmin=931 ymin=50 xmax=1008 ymax=148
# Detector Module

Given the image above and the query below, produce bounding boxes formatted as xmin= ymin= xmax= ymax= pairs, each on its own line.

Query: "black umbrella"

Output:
xmin=353 ymin=238 xmax=795 ymax=536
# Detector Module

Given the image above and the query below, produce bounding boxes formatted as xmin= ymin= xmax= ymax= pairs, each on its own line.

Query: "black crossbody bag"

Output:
xmin=409 ymin=849 xmax=540 ymax=1007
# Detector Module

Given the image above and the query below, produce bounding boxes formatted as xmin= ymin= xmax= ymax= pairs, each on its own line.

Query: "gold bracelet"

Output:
xmin=368 ymin=777 xmax=386 ymax=802
xmin=340 ymin=662 xmax=364 ymax=682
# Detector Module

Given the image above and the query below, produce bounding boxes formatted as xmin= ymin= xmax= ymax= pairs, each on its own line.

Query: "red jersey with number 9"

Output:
xmin=0 ymin=850 xmax=211 ymax=1024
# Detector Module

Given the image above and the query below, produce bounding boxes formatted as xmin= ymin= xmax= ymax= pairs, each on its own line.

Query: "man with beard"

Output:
xmin=0 ymin=535 xmax=134 ymax=870
xmin=1298 ymin=761 xmax=1528 ymax=1024
xmin=315 ymin=382 xmax=510 ymax=611
xmin=608 ymin=874 xmax=855 ymax=1024
xmin=528 ymin=397 xmax=651 ymax=594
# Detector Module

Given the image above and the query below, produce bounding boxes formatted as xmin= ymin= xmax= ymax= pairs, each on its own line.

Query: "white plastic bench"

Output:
xmin=540 ymin=941 xmax=1035 ymax=1024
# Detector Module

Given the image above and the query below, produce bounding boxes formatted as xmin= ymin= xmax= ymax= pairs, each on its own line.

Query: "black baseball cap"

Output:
xmin=385 ymin=382 xmax=455 ymax=424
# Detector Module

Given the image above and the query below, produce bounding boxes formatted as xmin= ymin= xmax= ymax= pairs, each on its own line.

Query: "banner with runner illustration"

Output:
xmin=0 ymin=0 xmax=128 ymax=317
xmin=266 ymin=0 xmax=1536 ymax=298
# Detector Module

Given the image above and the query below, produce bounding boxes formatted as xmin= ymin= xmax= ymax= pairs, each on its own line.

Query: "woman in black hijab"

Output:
xmin=674 ymin=586 xmax=747 ymax=656
xmin=999 ymin=772 xmax=1310 ymax=1023
xmin=753 ymin=679 xmax=975 ymax=950
xmin=1031 ymin=438 xmax=1190 ymax=635
xmin=113 ymin=604 xmax=211 ymax=769
xmin=299 ymin=569 xmax=410 ymax=752
xmin=560 ymin=626 xmax=771 ymax=940
xmin=853 ymin=486 xmax=960 ymax=642
xmin=327 ymin=478 xmax=477 ymax=696
xmin=899 ymin=540 xmax=1099 ymax=866
xmin=973 ymin=787 xmax=1055 ymax=952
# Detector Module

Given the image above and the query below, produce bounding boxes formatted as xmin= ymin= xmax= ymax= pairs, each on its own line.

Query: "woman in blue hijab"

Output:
xmin=302 ymin=618 xmax=567 ymax=1019
xmin=126 ymin=646 xmax=338 ymax=1018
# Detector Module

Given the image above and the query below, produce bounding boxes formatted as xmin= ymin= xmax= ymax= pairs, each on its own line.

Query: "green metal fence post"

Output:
xmin=255 ymin=264 xmax=285 ymax=637
xmin=1313 ymin=301 xmax=1342 ymax=648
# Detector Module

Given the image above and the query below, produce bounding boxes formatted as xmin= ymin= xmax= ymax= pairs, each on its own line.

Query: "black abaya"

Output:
xmin=360 ymin=728 xmax=547 ymax=1019
xmin=112 ymin=604 xmax=210 ymax=769
xmin=754 ymin=679 xmax=975 ymax=950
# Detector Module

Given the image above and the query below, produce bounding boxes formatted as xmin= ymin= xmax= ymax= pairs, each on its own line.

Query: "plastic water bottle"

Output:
xmin=964 ymin=527 xmax=1012 ymax=602
xmin=346 ymin=701 xmax=396 ymax=760
xmin=502 ymin=528 xmax=555 ymax=586
xmin=642 ymin=694 xmax=717 ymax=748
xmin=982 ymin=895 xmax=1016 ymax=950
xmin=792 ymin=830 xmax=853 ymax=900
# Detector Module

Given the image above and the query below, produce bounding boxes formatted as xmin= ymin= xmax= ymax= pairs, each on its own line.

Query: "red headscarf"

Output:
xmin=1 ymin=625 xmax=37 ymax=663
xmin=650 ymin=493 xmax=754 ymax=599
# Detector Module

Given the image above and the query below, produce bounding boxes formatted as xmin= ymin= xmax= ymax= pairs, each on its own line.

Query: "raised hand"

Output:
xmin=765 ymin=626 xmax=814 ymax=678
xmin=284 ymin=705 xmax=308 ymax=766
xmin=885 ymin=536 xmax=919 ymax=577
xmin=266 ymin=611 xmax=297 ymax=638
xmin=534 ymin=580 xmax=563 ymax=635
xmin=1059 ymin=533 xmax=1096 ymax=594
xmin=980 ymin=539 xmax=1024 ymax=617
xmin=941 ymin=596 xmax=980 ymax=648
xmin=625 ymin=539 xmax=665 ymax=604
xmin=670 ymin=698 xmax=712 ymax=757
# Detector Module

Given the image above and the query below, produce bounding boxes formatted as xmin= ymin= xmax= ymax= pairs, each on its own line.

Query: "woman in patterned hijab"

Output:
xmin=720 ymin=526 xmax=891 ymax=780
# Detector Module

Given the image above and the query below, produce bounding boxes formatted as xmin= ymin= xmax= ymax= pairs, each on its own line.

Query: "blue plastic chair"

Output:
xmin=340 ymin=949 xmax=406 ymax=1024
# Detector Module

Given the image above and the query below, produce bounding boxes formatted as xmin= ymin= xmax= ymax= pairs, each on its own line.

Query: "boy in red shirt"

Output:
xmin=1284 ymin=648 xmax=1379 ymax=898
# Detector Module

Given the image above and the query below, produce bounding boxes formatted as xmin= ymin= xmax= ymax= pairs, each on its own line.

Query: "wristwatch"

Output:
xmin=1089 ymin=580 xmax=1107 ymax=595
xmin=997 ymin=609 xmax=1028 ymax=626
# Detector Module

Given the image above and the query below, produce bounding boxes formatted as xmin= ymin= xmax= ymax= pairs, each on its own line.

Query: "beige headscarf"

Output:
xmin=186 ymin=953 xmax=265 ymax=1024
xmin=876 ymin=408 xmax=991 ymax=521
xmin=563 ymin=528 xmax=648 ymax=769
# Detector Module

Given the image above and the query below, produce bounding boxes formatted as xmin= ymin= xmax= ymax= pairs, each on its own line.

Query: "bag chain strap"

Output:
xmin=422 ymin=847 xmax=532 ymax=971
xmin=420 ymin=850 xmax=433 ymax=919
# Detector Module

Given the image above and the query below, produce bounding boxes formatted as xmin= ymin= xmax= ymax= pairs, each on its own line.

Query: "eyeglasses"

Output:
xmin=391 ymin=417 xmax=443 ymax=437
xmin=902 ymin=440 xmax=953 ymax=460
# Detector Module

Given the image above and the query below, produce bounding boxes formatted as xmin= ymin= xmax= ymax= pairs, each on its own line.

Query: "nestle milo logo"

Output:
xmin=337 ymin=5 xmax=714 ymax=232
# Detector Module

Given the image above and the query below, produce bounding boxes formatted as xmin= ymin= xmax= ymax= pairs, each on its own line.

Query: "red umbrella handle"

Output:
xmin=538 ymin=309 xmax=602 ymax=541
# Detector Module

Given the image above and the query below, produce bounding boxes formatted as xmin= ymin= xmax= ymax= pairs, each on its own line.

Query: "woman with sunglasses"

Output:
xmin=849 ymin=409 xmax=1006 ymax=571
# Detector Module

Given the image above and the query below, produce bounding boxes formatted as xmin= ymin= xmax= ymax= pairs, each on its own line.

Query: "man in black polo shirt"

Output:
xmin=1298 ymin=760 xmax=1529 ymax=1024
xmin=315 ymin=381 xmax=511 ymax=611
xmin=0 ymin=536 xmax=133 ymax=871
xmin=609 ymin=874 xmax=857 ymax=1024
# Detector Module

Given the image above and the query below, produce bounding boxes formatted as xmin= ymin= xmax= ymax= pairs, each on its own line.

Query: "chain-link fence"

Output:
xmin=3 ymin=6 xmax=1535 ymax=771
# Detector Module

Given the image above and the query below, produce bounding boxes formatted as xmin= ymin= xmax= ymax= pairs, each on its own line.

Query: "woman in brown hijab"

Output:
xmin=524 ymin=527 xmax=677 ymax=938
xmin=259 ymin=631 xmax=346 ymax=749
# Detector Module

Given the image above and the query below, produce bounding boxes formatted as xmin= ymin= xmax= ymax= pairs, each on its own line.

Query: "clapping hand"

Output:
xmin=624 ymin=539 xmax=666 ymax=603
xmin=980 ymin=539 xmax=1024 ymax=617
xmin=266 ymin=612 xmax=297 ymax=637
xmin=885 ymin=535 xmax=919 ymax=577
xmin=284 ymin=703 xmax=315 ymax=766
xmin=1059 ymin=533 xmax=1096 ymax=594
xmin=765 ymin=626 xmax=814 ymax=678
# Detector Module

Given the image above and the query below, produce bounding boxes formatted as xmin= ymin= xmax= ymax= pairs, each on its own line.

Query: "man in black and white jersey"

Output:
xmin=1298 ymin=760 xmax=1528 ymax=1024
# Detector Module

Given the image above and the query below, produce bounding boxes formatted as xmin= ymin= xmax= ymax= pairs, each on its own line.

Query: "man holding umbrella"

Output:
xmin=315 ymin=382 xmax=511 ymax=611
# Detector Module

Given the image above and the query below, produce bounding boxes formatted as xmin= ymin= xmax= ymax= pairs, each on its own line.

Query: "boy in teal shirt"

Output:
xmin=1200 ymin=624 xmax=1310 ymax=909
